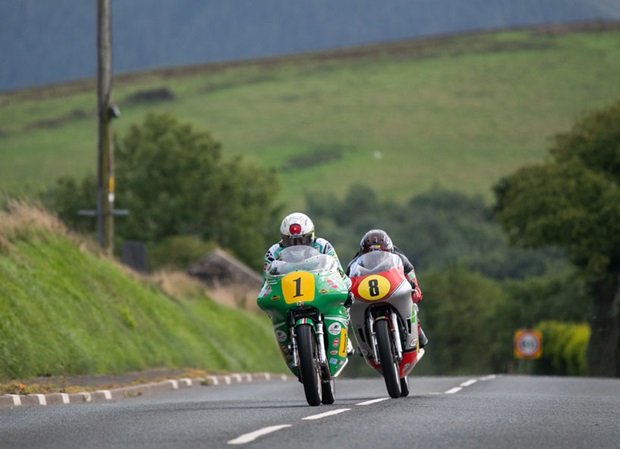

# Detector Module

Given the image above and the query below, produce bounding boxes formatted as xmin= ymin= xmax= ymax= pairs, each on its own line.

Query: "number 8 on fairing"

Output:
xmin=368 ymin=279 xmax=380 ymax=296
xmin=358 ymin=275 xmax=390 ymax=301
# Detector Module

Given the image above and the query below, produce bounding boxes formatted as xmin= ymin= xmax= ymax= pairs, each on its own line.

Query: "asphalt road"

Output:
xmin=1 ymin=374 xmax=618 ymax=449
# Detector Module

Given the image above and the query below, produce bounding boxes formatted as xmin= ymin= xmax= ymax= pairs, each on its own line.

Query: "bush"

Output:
xmin=419 ymin=265 xmax=510 ymax=375
xmin=535 ymin=321 xmax=589 ymax=376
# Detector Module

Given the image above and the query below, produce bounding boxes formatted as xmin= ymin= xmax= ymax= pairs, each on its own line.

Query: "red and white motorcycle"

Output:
xmin=348 ymin=250 xmax=425 ymax=398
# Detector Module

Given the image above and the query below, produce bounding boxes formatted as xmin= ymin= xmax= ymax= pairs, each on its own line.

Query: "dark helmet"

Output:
xmin=360 ymin=229 xmax=393 ymax=254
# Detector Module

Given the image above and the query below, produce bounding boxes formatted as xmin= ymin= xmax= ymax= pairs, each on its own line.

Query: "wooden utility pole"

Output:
xmin=97 ymin=0 xmax=115 ymax=254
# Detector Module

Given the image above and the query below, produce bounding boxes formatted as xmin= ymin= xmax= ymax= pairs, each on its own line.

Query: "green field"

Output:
xmin=2 ymin=22 xmax=620 ymax=209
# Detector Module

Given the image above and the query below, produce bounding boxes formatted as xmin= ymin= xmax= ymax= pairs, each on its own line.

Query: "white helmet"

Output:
xmin=280 ymin=212 xmax=315 ymax=247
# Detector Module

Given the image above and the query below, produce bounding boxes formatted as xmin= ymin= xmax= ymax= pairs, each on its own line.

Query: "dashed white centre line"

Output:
xmin=302 ymin=408 xmax=351 ymax=420
xmin=228 ymin=376 xmax=498 ymax=444
xmin=227 ymin=425 xmax=292 ymax=445
xmin=444 ymin=375 xmax=496 ymax=394
xmin=356 ymin=397 xmax=390 ymax=406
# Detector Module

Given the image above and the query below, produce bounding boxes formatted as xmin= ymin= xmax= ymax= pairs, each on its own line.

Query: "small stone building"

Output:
xmin=188 ymin=249 xmax=263 ymax=312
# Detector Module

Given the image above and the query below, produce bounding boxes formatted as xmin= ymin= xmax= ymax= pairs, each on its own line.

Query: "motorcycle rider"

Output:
xmin=263 ymin=212 xmax=347 ymax=278
xmin=346 ymin=229 xmax=429 ymax=349
xmin=263 ymin=212 xmax=354 ymax=354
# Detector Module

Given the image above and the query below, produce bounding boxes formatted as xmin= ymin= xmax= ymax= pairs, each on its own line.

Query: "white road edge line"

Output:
xmin=357 ymin=397 xmax=390 ymax=406
xmin=460 ymin=379 xmax=477 ymax=387
xmin=302 ymin=408 xmax=351 ymax=420
xmin=444 ymin=387 xmax=462 ymax=394
xmin=227 ymin=425 xmax=292 ymax=445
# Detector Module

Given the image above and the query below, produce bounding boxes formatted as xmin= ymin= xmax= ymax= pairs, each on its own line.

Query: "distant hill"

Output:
xmin=1 ymin=0 xmax=619 ymax=92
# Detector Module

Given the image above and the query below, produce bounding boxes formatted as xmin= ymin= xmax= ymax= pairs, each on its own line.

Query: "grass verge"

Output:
xmin=0 ymin=202 xmax=285 ymax=392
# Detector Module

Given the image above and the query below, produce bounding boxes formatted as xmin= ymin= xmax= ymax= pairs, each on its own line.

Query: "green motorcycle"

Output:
xmin=257 ymin=246 xmax=351 ymax=406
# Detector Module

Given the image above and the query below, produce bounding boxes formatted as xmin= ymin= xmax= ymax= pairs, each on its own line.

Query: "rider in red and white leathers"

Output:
xmin=345 ymin=229 xmax=428 ymax=348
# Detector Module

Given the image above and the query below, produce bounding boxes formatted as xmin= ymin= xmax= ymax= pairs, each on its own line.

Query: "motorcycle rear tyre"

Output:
xmin=376 ymin=319 xmax=401 ymax=398
xmin=297 ymin=324 xmax=322 ymax=406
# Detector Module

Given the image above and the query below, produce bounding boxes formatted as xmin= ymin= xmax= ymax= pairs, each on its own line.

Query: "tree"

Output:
xmin=307 ymin=184 xmax=565 ymax=280
xmin=41 ymin=174 xmax=98 ymax=235
xmin=44 ymin=113 xmax=282 ymax=269
xmin=117 ymin=113 xmax=283 ymax=268
xmin=494 ymin=99 xmax=620 ymax=377
xmin=420 ymin=265 xmax=510 ymax=374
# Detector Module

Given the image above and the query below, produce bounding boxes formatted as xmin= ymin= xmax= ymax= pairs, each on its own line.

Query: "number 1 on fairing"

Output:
xmin=283 ymin=271 xmax=316 ymax=303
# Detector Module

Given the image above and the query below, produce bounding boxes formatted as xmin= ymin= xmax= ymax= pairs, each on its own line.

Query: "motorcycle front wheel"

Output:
xmin=297 ymin=324 xmax=322 ymax=406
xmin=376 ymin=319 xmax=401 ymax=398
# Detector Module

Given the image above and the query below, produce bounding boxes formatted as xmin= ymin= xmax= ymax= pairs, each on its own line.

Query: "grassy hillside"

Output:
xmin=0 ymin=202 xmax=286 ymax=380
xmin=1 ymin=22 xmax=620 ymax=210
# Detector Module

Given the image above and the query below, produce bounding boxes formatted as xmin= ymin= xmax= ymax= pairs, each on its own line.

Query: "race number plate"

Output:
xmin=357 ymin=275 xmax=391 ymax=301
xmin=282 ymin=272 xmax=315 ymax=304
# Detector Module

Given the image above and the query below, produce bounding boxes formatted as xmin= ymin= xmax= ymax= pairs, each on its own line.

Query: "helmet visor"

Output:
xmin=362 ymin=243 xmax=384 ymax=253
xmin=282 ymin=232 xmax=314 ymax=248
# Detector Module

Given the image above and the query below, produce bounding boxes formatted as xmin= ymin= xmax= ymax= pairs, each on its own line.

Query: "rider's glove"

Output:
xmin=411 ymin=282 xmax=423 ymax=303
xmin=344 ymin=292 xmax=353 ymax=309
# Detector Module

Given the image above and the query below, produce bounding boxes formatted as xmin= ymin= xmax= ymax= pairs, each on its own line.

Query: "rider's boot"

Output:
xmin=345 ymin=294 xmax=355 ymax=356
xmin=347 ymin=337 xmax=355 ymax=356
xmin=418 ymin=323 xmax=429 ymax=349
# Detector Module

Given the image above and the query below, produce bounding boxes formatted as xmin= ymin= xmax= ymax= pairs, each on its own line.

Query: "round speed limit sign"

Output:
xmin=514 ymin=329 xmax=542 ymax=359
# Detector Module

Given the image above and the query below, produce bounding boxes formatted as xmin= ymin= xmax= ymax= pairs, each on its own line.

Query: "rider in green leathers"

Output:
xmin=263 ymin=212 xmax=354 ymax=354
